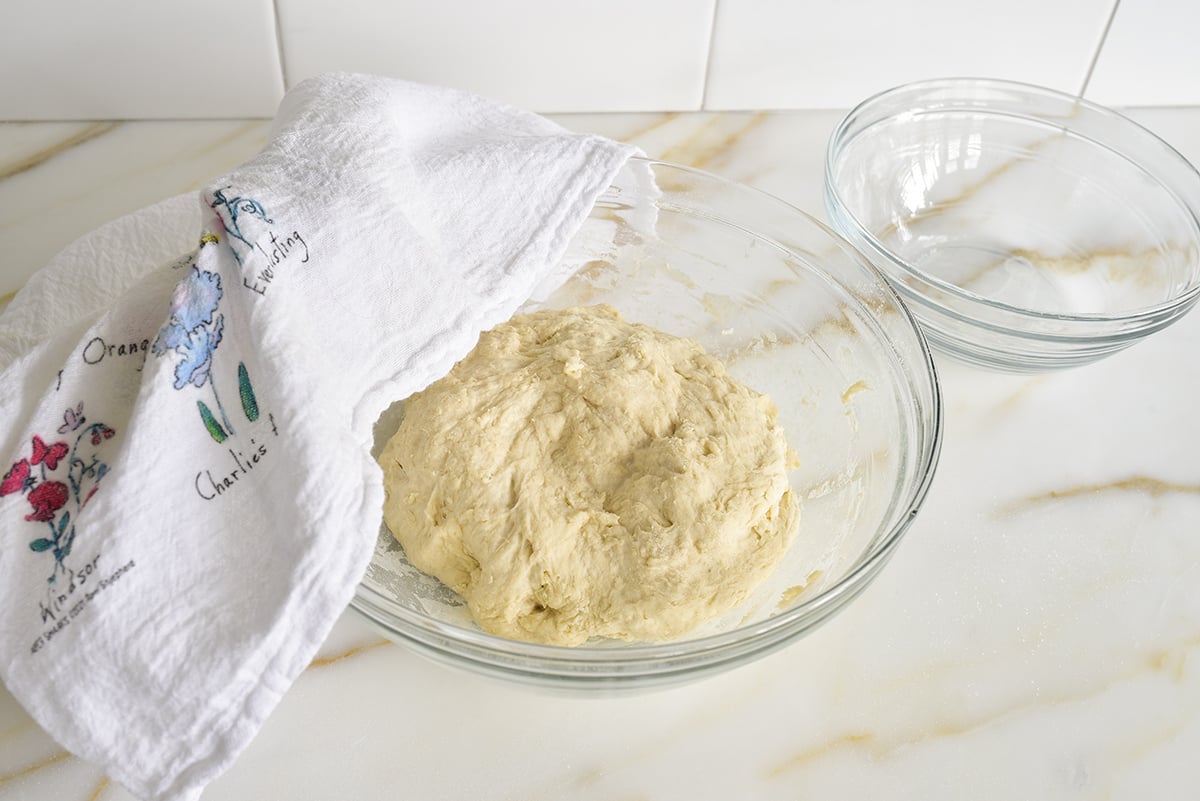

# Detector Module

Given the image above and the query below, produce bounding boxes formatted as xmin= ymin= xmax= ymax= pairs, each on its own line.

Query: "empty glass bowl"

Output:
xmin=353 ymin=159 xmax=942 ymax=690
xmin=825 ymin=78 xmax=1200 ymax=371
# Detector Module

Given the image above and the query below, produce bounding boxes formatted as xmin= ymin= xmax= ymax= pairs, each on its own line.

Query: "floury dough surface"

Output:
xmin=378 ymin=305 xmax=800 ymax=646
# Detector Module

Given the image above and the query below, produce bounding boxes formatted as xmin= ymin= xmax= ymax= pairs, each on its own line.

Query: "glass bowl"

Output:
xmin=352 ymin=159 xmax=942 ymax=690
xmin=825 ymin=78 xmax=1200 ymax=371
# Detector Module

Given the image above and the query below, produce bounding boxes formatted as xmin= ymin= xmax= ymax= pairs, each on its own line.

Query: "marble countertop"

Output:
xmin=2 ymin=107 xmax=1200 ymax=801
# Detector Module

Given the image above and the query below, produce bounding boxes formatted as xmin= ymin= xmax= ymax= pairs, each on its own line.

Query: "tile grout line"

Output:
xmin=698 ymin=0 xmax=721 ymax=111
xmin=270 ymin=0 xmax=290 ymax=93
xmin=1078 ymin=0 xmax=1121 ymax=98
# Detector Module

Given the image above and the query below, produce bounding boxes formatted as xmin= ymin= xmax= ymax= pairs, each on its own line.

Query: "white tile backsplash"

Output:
xmin=1084 ymin=0 xmax=1200 ymax=106
xmin=703 ymin=0 xmax=1115 ymax=109
xmin=0 ymin=0 xmax=1194 ymax=121
xmin=275 ymin=0 xmax=715 ymax=113
xmin=0 ymin=1 xmax=284 ymax=120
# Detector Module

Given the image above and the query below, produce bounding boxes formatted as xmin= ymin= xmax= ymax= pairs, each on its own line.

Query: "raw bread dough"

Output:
xmin=378 ymin=305 xmax=799 ymax=646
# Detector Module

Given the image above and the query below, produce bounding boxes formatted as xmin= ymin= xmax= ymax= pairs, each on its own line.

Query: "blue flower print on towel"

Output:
xmin=155 ymin=266 xmax=224 ymax=388
xmin=153 ymin=262 xmax=237 ymax=442
xmin=152 ymin=240 xmax=264 ymax=444
xmin=171 ymin=316 xmax=226 ymax=390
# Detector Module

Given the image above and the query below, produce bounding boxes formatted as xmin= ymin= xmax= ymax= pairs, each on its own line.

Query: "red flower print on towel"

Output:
xmin=90 ymin=425 xmax=115 ymax=447
xmin=25 ymin=481 xmax=68 ymax=522
xmin=1 ymin=459 xmax=30 ymax=496
xmin=4 ymin=406 xmax=117 ymax=587
xmin=30 ymin=435 xmax=69 ymax=471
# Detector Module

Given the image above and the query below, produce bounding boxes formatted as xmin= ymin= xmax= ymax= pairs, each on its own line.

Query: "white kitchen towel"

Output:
xmin=0 ymin=73 xmax=638 ymax=800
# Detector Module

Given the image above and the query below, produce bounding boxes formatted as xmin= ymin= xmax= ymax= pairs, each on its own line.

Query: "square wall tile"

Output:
xmin=0 ymin=1 xmax=284 ymax=120
xmin=705 ymin=0 xmax=1114 ymax=110
xmin=1085 ymin=0 xmax=1200 ymax=106
xmin=277 ymin=0 xmax=715 ymax=112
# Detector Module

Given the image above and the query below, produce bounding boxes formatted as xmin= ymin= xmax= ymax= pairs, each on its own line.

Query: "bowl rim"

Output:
xmin=352 ymin=157 xmax=944 ymax=676
xmin=824 ymin=76 xmax=1200 ymax=327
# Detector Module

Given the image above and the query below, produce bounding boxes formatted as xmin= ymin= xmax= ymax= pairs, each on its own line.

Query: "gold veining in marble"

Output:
xmin=0 ymin=122 xmax=118 ymax=181
xmin=612 ymin=112 xmax=680 ymax=147
xmin=161 ymin=121 xmax=271 ymax=193
xmin=765 ymin=696 xmax=1028 ymax=777
xmin=180 ymin=120 xmax=267 ymax=164
xmin=0 ymin=718 xmax=36 ymax=746
xmin=1003 ymin=246 xmax=1162 ymax=281
xmin=1111 ymin=712 xmax=1193 ymax=774
xmin=768 ymin=709 xmax=1027 ymax=778
xmin=1097 ymin=640 xmax=1200 ymax=768
xmin=83 ymin=776 xmax=110 ymax=801
xmin=766 ymin=731 xmax=874 ymax=777
xmin=872 ymin=155 xmax=1028 ymax=245
xmin=869 ymin=122 xmax=1074 ymax=248
xmin=658 ymin=112 xmax=767 ymax=171
xmin=552 ymin=259 xmax=621 ymax=307
xmin=952 ymin=244 xmax=1181 ymax=297
xmin=1148 ymin=642 xmax=1193 ymax=684
xmin=805 ymin=292 xmax=905 ymax=345
xmin=306 ymin=639 xmax=389 ymax=670
xmin=0 ymin=749 xmax=70 ymax=785
xmin=1006 ymin=475 xmax=1200 ymax=513
xmin=862 ymin=124 xmax=1195 ymax=308
xmin=769 ymin=634 xmax=1200 ymax=781
xmin=993 ymin=375 xmax=1050 ymax=416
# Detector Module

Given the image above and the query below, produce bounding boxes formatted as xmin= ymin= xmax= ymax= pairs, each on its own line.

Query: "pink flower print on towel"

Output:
xmin=58 ymin=402 xmax=85 ymax=434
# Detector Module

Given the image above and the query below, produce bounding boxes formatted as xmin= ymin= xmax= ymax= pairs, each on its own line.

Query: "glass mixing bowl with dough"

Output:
xmin=352 ymin=158 xmax=943 ymax=690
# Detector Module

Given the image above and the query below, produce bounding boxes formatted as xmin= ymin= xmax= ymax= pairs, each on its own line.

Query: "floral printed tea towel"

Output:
xmin=0 ymin=73 xmax=637 ymax=801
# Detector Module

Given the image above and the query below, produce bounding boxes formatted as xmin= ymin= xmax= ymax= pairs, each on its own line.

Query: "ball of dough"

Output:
xmin=378 ymin=305 xmax=799 ymax=646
